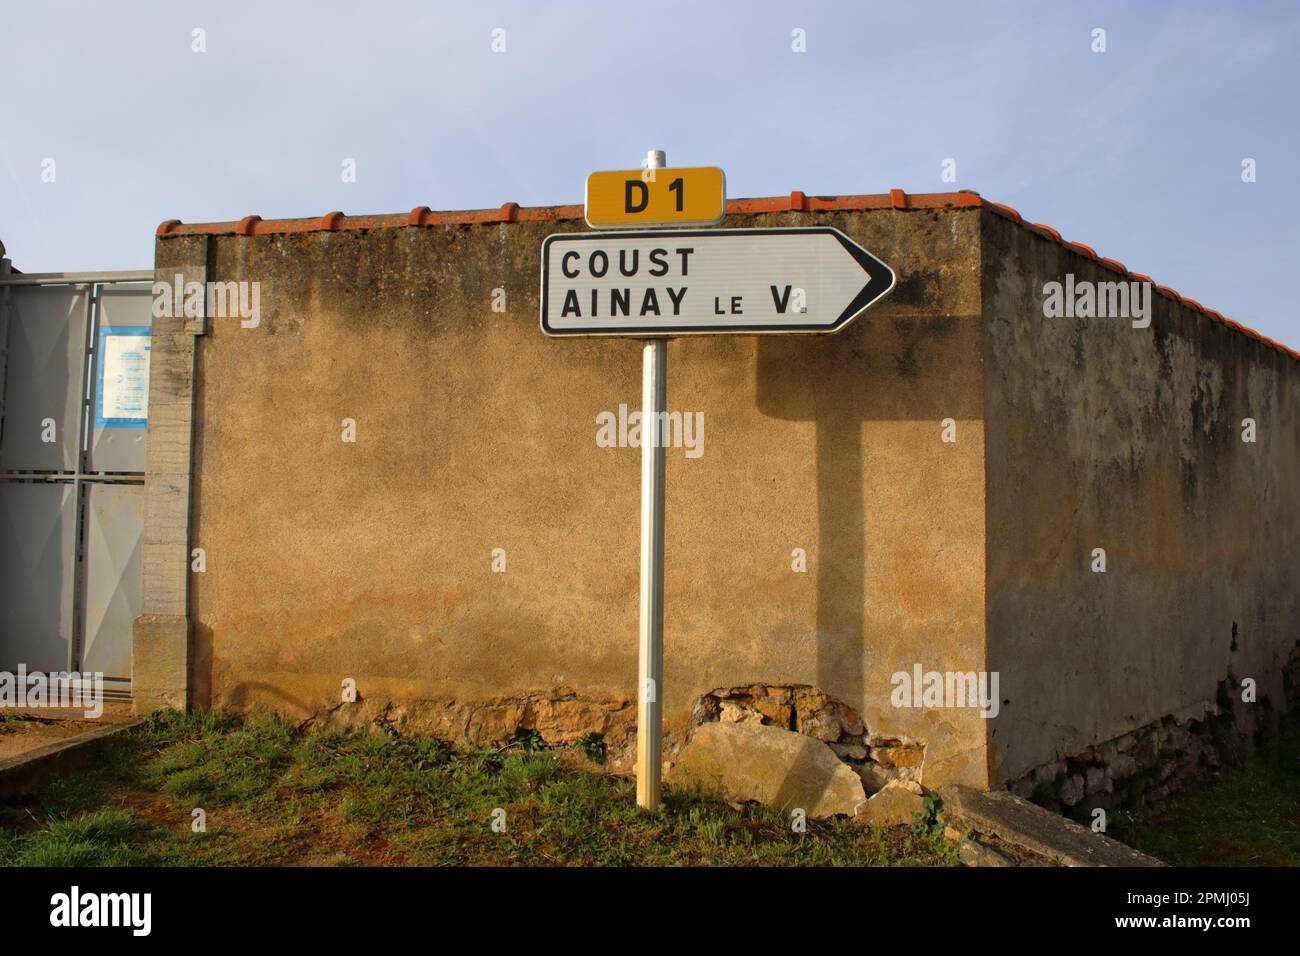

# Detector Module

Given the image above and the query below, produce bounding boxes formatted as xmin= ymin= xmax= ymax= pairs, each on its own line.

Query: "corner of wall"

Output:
xmin=132 ymin=237 xmax=208 ymax=714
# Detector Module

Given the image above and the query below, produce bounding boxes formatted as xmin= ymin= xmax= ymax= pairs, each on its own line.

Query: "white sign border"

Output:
xmin=539 ymin=226 xmax=896 ymax=337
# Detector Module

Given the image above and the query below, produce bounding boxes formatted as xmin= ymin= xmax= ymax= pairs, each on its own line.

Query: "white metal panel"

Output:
xmin=0 ymin=482 xmax=77 ymax=673
xmin=0 ymin=286 xmax=89 ymax=471
xmin=80 ymin=482 xmax=145 ymax=683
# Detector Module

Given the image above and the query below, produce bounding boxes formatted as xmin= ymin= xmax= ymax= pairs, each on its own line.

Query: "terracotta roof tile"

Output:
xmin=155 ymin=189 xmax=1298 ymax=361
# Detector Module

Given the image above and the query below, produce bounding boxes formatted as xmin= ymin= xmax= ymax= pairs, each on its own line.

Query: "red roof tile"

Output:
xmin=155 ymin=189 xmax=1298 ymax=362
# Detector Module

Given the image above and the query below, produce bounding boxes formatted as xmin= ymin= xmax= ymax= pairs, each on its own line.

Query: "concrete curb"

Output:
xmin=940 ymin=785 xmax=1165 ymax=867
xmin=0 ymin=718 xmax=145 ymax=800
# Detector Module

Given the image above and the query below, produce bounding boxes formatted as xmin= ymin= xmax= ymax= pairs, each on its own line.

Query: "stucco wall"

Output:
xmin=158 ymin=205 xmax=991 ymax=786
xmin=981 ymin=211 xmax=1300 ymax=785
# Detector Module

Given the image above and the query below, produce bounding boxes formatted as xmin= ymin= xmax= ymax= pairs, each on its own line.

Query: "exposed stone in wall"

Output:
xmin=304 ymin=687 xmax=635 ymax=760
xmin=690 ymin=684 xmax=926 ymax=794
xmin=305 ymin=681 xmax=932 ymax=794
xmin=1011 ymin=644 xmax=1300 ymax=820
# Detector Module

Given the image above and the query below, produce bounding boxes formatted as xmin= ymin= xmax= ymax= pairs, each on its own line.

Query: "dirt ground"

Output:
xmin=0 ymin=704 xmax=135 ymax=762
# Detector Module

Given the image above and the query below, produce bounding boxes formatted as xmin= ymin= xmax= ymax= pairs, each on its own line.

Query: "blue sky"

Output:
xmin=3 ymin=0 xmax=1297 ymax=345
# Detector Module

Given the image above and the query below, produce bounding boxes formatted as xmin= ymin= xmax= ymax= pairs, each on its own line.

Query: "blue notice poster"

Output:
xmin=95 ymin=326 xmax=152 ymax=428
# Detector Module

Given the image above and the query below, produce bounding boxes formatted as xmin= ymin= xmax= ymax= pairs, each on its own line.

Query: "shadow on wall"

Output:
xmin=214 ymin=678 xmax=321 ymax=720
xmin=188 ymin=281 xmax=210 ymax=713
xmin=190 ymin=621 xmax=212 ymax=711
xmin=754 ymin=309 xmax=979 ymax=723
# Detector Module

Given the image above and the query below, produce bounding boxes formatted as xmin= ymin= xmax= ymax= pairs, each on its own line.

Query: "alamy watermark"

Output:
xmin=891 ymin=664 xmax=1000 ymax=718
xmin=1042 ymin=274 xmax=1151 ymax=329
xmin=50 ymin=886 xmax=150 ymax=936
xmin=1 ymin=665 xmax=104 ymax=718
xmin=596 ymin=403 xmax=704 ymax=459
xmin=152 ymin=274 xmax=260 ymax=328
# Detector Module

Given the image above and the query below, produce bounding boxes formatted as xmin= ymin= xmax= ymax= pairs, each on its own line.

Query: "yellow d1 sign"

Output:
xmin=585 ymin=166 xmax=726 ymax=229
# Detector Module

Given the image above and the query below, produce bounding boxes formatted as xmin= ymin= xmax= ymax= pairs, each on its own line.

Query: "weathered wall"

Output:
xmin=158 ymin=205 xmax=990 ymax=786
xmin=981 ymin=210 xmax=1300 ymax=785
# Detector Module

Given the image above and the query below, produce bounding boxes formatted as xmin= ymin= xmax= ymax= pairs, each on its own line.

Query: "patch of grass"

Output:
xmin=146 ymin=711 xmax=296 ymax=808
xmin=37 ymin=774 xmax=103 ymax=818
xmin=8 ymin=808 xmax=158 ymax=867
xmin=0 ymin=823 xmax=20 ymax=859
xmin=1 ymin=709 xmax=961 ymax=867
xmin=498 ymin=754 xmax=564 ymax=795
xmin=1110 ymin=728 xmax=1300 ymax=866
xmin=96 ymin=735 xmax=145 ymax=785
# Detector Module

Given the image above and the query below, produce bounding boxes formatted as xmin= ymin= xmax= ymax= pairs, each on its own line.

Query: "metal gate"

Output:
xmin=0 ymin=265 xmax=154 ymax=702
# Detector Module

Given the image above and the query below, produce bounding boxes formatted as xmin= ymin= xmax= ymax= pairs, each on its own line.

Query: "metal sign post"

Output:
xmin=637 ymin=336 xmax=667 ymax=811
xmin=542 ymin=150 xmax=895 ymax=813
xmin=637 ymin=149 xmax=668 ymax=811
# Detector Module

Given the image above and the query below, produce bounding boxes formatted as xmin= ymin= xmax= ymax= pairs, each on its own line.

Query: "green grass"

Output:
xmin=1110 ymin=728 xmax=1300 ymax=866
xmin=2 ymin=808 xmax=164 ymax=867
xmin=0 ymin=710 xmax=959 ymax=867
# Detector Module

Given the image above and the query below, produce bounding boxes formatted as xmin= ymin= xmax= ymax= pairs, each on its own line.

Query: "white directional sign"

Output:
xmin=540 ymin=227 xmax=895 ymax=337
